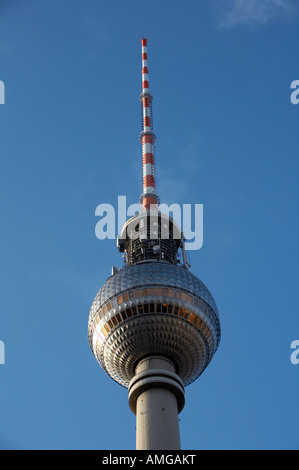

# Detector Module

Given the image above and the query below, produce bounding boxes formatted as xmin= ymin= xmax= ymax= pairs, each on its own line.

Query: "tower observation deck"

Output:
xmin=88 ymin=38 xmax=221 ymax=450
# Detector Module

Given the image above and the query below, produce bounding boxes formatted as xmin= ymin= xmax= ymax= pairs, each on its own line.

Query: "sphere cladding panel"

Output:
xmin=88 ymin=262 xmax=221 ymax=387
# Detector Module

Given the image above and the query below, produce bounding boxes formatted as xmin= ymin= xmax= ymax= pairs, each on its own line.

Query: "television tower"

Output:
xmin=88 ymin=38 xmax=221 ymax=450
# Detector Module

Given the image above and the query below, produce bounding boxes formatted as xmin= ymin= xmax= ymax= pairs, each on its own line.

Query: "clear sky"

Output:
xmin=0 ymin=0 xmax=298 ymax=450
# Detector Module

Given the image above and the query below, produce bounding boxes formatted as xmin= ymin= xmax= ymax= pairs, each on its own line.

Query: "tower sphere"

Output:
xmin=88 ymin=255 xmax=221 ymax=388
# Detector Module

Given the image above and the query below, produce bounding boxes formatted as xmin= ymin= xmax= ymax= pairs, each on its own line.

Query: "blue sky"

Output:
xmin=0 ymin=0 xmax=298 ymax=450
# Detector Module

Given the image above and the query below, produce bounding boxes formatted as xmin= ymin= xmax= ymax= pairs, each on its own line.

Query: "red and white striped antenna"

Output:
xmin=139 ymin=38 xmax=159 ymax=211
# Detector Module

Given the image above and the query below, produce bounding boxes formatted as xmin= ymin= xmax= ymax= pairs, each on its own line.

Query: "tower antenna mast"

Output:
xmin=139 ymin=38 xmax=159 ymax=210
